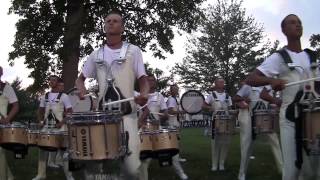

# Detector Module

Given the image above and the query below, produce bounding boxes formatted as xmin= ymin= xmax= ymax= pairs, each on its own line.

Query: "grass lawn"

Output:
xmin=6 ymin=128 xmax=281 ymax=180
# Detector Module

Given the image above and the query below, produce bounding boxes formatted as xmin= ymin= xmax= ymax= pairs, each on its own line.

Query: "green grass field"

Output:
xmin=6 ymin=128 xmax=281 ymax=180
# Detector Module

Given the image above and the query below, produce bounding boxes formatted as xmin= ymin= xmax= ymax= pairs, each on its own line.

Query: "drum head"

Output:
xmin=67 ymin=87 xmax=93 ymax=112
xmin=180 ymin=90 xmax=204 ymax=115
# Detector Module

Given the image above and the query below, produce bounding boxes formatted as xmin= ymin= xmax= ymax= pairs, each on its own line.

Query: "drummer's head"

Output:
xmin=104 ymin=10 xmax=124 ymax=36
xmin=48 ymin=75 xmax=60 ymax=89
xmin=170 ymin=84 xmax=179 ymax=96
xmin=57 ymin=78 xmax=64 ymax=92
xmin=214 ymin=77 xmax=225 ymax=90
xmin=147 ymin=74 xmax=157 ymax=91
xmin=281 ymin=14 xmax=302 ymax=39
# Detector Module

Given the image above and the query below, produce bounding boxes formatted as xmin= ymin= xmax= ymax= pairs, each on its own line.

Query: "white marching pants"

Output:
xmin=279 ymin=105 xmax=320 ymax=180
xmin=35 ymin=149 xmax=73 ymax=179
xmin=0 ymin=147 xmax=14 ymax=180
xmin=238 ymin=109 xmax=283 ymax=179
xmin=139 ymin=154 xmax=186 ymax=180
xmin=211 ymin=134 xmax=231 ymax=169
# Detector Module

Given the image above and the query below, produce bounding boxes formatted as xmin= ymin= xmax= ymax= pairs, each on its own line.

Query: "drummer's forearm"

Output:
xmin=37 ymin=108 xmax=45 ymax=123
xmin=245 ymin=69 xmax=273 ymax=87
xmin=138 ymin=76 xmax=150 ymax=96
xmin=5 ymin=102 xmax=19 ymax=122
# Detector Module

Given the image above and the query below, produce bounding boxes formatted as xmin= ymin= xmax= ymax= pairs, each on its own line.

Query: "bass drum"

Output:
xmin=67 ymin=87 xmax=94 ymax=112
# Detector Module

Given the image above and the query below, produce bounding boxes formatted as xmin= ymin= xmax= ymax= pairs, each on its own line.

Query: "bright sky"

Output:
xmin=1 ymin=0 xmax=319 ymax=88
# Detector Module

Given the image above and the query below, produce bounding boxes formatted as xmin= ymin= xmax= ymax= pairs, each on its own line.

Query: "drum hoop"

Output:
xmin=0 ymin=125 xmax=27 ymax=128
xmin=68 ymin=118 xmax=121 ymax=125
xmin=180 ymin=90 xmax=204 ymax=115
xmin=155 ymin=128 xmax=178 ymax=133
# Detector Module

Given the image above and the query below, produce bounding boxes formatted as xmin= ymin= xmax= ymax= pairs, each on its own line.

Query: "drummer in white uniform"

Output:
xmin=75 ymin=11 xmax=149 ymax=179
xmin=32 ymin=75 xmax=74 ymax=180
xmin=203 ymin=77 xmax=232 ymax=171
xmin=233 ymin=84 xmax=283 ymax=180
xmin=0 ymin=66 xmax=19 ymax=180
xmin=138 ymin=75 xmax=188 ymax=180
xmin=167 ymin=84 xmax=187 ymax=162
xmin=246 ymin=14 xmax=320 ymax=180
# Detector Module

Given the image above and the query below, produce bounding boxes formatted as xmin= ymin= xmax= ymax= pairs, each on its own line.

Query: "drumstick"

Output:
xmin=285 ymin=77 xmax=320 ymax=87
xmin=103 ymin=97 xmax=135 ymax=106
xmin=149 ymin=112 xmax=174 ymax=117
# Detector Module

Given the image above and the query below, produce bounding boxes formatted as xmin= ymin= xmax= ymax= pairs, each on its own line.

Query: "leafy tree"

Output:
xmin=10 ymin=78 xmax=38 ymax=123
xmin=9 ymin=0 xmax=204 ymax=92
xmin=310 ymin=34 xmax=320 ymax=58
xmin=172 ymin=0 xmax=272 ymax=95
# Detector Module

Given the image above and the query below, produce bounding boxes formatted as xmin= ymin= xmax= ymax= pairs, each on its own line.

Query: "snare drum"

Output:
xmin=153 ymin=128 xmax=179 ymax=155
xmin=27 ymin=130 xmax=39 ymax=146
xmin=214 ymin=110 xmax=236 ymax=135
xmin=38 ymin=129 xmax=66 ymax=151
xmin=0 ymin=122 xmax=28 ymax=151
xmin=27 ymin=123 xmax=41 ymax=146
xmin=303 ymin=100 xmax=320 ymax=155
xmin=144 ymin=120 xmax=160 ymax=131
xmin=67 ymin=111 xmax=126 ymax=160
xmin=253 ymin=109 xmax=276 ymax=134
xmin=139 ymin=130 xmax=154 ymax=160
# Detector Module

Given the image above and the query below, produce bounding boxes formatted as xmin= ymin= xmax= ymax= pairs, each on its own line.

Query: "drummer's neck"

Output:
xmin=51 ymin=88 xmax=60 ymax=93
xmin=286 ymin=39 xmax=302 ymax=53
xmin=149 ymin=89 xmax=156 ymax=93
xmin=215 ymin=89 xmax=224 ymax=93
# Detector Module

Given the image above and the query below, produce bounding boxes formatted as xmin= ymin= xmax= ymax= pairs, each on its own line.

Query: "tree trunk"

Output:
xmin=62 ymin=0 xmax=84 ymax=91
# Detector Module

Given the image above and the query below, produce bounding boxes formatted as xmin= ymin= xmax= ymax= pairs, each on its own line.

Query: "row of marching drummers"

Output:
xmin=0 ymin=111 xmax=181 ymax=165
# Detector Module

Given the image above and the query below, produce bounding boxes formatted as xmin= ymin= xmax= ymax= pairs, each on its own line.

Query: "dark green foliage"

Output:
xmin=10 ymin=78 xmax=38 ymax=123
xmin=172 ymin=0 xmax=273 ymax=95
xmin=310 ymin=34 xmax=320 ymax=59
xmin=9 ymin=0 xmax=204 ymax=92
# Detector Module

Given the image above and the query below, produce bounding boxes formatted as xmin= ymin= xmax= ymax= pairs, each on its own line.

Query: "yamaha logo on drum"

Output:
xmin=80 ymin=128 xmax=88 ymax=157
xmin=185 ymin=92 xmax=201 ymax=97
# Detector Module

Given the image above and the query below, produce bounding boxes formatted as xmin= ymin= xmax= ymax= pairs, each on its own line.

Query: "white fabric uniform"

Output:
xmin=257 ymin=48 xmax=320 ymax=180
xmin=82 ymin=42 xmax=145 ymax=179
xmin=0 ymin=83 xmax=17 ymax=180
xmin=237 ymin=85 xmax=283 ymax=180
xmin=139 ymin=92 xmax=187 ymax=180
xmin=205 ymin=91 xmax=232 ymax=170
xmin=167 ymin=96 xmax=181 ymax=127
xmin=33 ymin=92 xmax=73 ymax=180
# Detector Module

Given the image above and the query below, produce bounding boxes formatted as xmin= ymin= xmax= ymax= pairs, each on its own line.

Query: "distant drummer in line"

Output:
xmin=32 ymin=75 xmax=74 ymax=180
xmin=0 ymin=66 xmax=19 ymax=180
xmin=233 ymin=83 xmax=283 ymax=180
xmin=203 ymin=77 xmax=232 ymax=171
xmin=138 ymin=74 xmax=188 ymax=180
xmin=167 ymin=84 xmax=187 ymax=162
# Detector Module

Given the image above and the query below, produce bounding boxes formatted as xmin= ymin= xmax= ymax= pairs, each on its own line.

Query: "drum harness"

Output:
xmin=44 ymin=92 xmax=63 ymax=129
xmin=95 ymin=43 xmax=133 ymax=156
xmin=211 ymin=91 xmax=230 ymax=139
xmin=278 ymin=48 xmax=318 ymax=169
xmin=251 ymin=100 xmax=267 ymax=140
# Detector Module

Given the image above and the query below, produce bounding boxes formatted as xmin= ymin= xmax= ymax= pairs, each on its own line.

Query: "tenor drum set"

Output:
xmin=139 ymin=119 xmax=180 ymax=166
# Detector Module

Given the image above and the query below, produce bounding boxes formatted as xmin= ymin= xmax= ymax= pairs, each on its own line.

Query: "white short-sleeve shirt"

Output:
xmin=40 ymin=92 xmax=72 ymax=109
xmin=205 ymin=91 xmax=232 ymax=106
xmin=135 ymin=92 xmax=167 ymax=111
xmin=257 ymin=48 xmax=314 ymax=78
xmin=167 ymin=96 xmax=179 ymax=109
xmin=1 ymin=84 xmax=18 ymax=104
xmin=82 ymin=43 xmax=146 ymax=79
